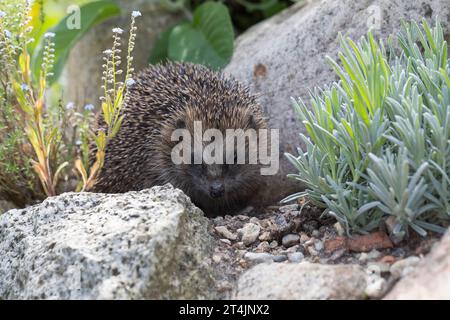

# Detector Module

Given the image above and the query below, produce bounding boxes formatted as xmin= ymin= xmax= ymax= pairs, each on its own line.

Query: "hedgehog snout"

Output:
xmin=209 ymin=181 xmax=225 ymax=198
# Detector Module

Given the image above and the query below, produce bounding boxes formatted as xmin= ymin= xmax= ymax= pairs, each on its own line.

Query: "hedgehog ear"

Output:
xmin=176 ymin=119 xmax=186 ymax=129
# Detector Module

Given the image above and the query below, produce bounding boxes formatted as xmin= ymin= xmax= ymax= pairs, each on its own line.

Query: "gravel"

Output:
xmin=215 ymin=226 xmax=238 ymax=241
xmin=288 ymin=252 xmax=305 ymax=263
xmin=238 ymin=223 xmax=261 ymax=246
xmin=244 ymin=252 xmax=273 ymax=263
xmin=282 ymin=234 xmax=300 ymax=247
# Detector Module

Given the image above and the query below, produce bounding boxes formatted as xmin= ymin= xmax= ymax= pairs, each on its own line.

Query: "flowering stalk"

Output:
xmin=0 ymin=0 xmax=68 ymax=198
xmin=16 ymin=32 xmax=68 ymax=197
xmin=76 ymin=11 xmax=141 ymax=191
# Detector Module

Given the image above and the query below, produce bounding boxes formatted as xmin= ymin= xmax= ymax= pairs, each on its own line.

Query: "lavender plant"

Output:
xmin=285 ymin=19 xmax=450 ymax=237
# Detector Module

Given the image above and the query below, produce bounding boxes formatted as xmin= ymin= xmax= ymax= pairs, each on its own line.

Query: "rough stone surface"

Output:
xmin=389 ymin=256 xmax=420 ymax=279
xmin=233 ymin=262 xmax=367 ymax=299
xmin=0 ymin=184 xmax=216 ymax=299
xmin=365 ymin=274 xmax=388 ymax=299
xmin=385 ymin=230 xmax=450 ymax=300
xmin=225 ymin=0 xmax=450 ymax=204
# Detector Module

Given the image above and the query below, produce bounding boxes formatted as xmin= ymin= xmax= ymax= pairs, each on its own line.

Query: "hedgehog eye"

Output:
xmin=248 ymin=115 xmax=257 ymax=129
xmin=176 ymin=119 xmax=186 ymax=129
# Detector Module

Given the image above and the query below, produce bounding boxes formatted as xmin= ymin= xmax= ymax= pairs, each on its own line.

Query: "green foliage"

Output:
xmin=29 ymin=0 xmax=297 ymax=76
xmin=76 ymin=12 xmax=140 ymax=191
xmin=0 ymin=1 xmax=38 ymax=205
xmin=285 ymin=19 xmax=450 ymax=237
xmin=150 ymin=1 xmax=234 ymax=70
xmin=32 ymin=0 xmax=120 ymax=84
xmin=0 ymin=2 xmax=136 ymax=207
xmin=0 ymin=0 xmax=77 ymax=204
xmin=151 ymin=0 xmax=303 ymax=68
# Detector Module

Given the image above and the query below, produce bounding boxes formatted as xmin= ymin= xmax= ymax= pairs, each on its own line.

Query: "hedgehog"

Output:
xmin=92 ymin=62 xmax=268 ymax=215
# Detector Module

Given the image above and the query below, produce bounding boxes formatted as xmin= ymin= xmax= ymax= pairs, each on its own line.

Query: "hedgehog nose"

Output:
xmin=209 ymin=182 xmax=225 ymax=198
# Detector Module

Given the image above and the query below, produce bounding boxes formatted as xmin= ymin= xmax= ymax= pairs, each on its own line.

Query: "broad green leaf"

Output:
xmin=149 ymin=25 xmax=177 ymax=65
xmin=234 ymin=0 xmax=278 ymax=12
xmin=168 ymin=2 xmax=234 ymax=69
xmin=32 ymin=0 xmax=121 ymax=84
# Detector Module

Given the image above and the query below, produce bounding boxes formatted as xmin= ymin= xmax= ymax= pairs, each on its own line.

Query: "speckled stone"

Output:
xmin=0 ymin=184 xmax=216 ymax=299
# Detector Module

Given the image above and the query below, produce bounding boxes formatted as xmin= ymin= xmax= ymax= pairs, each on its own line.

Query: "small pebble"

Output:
xmin=219 ymin=238 xmax=231 ymax=245
xmin=236 ymin=215 xmax=250 ymax=221
xmin=212 ymin=254 xmax=222 ymax=263
xmin=312 ymin=230 xmax=320 ymax=238
xmin=244 ymin=252 xmax=273 ymax=263
xmin=333 ymin=222 xmax=345 ymax=236
xmin=365 ymin=274 xmax=388 ymax=299
xmin=359 ymin=253 xmax=368 ymax=262
xmin=330 ymin=248 xmax=347 ymax=261
xmin=367 ymin=262 xmax=390 ymax=274
xmin=288 ymin=252 xmax=304 ymax=263
xmin=255 ymin=241 xmax=270 ymax=252
xmin=258 ymin=219 xmax=269 ymax=228
xmin=273 ymin=255 xmax=288 ymax=262
xmin=259 ymin=231 xmax=272 ymax=242
xmin=314 ymin=240 xmax=324 ymax=251
xmin=233 ymin=241 xmax=245 ymax=250
xmin=379 ymin=255 xmax=396 ymax=264
xmin=217 ymin=281 xmax=233 ymax=293
xmin=282 ymin=234 xmax=300 ymax=247
xmin=307 ymin=246 xmax=319 ymax=256
xmin=391 ymin=247 xmax=406 ymax=258
xmin=275 ymin=214 xmax=287 ymax=226
xmin=304 ymin=237 xmax=315 ymax=247
xmin=249 ymin=216 xmax=260 ymax=225
xmin=367 ymin=249 xmax=382 ymax=260
xmin=286 ymin=244 xmax=300 ymax=253
xmin=236 ymin=249 xmax=247 ymax=258
xmin=215 ymin=226 xmax=238 ymax=241
xmin=238 ymin=223 xmax=261 ymax=246
xmin=238 ymin=259 xmax=249 ymax=268
xmin=299 ymin=233 xmax=310 ymax=244
xmin=212 ymin=216 xmax=224 ymax=226
xmin=269 ymin=240 xmax=278 ymax=248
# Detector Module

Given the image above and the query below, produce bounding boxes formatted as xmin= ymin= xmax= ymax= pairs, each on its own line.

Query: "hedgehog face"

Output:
xmin=163 ymin=106 xmax=266 ymax=215
xmin=182 ymin=148 xmax=263 ymax=215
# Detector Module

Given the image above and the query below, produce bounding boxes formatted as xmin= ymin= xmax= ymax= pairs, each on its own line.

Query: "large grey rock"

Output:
xmin=225 ymin=0 xmax=450 ymax=204
xmin=63 ymin=0 xmax=183 ymax=105
xmin=233 ymin=262 xmax=367 ymax=299
xmin=385 ymin=229 xmax=450 ymax=300
xmin=0 ymin=184 xmax=216 ymax=299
